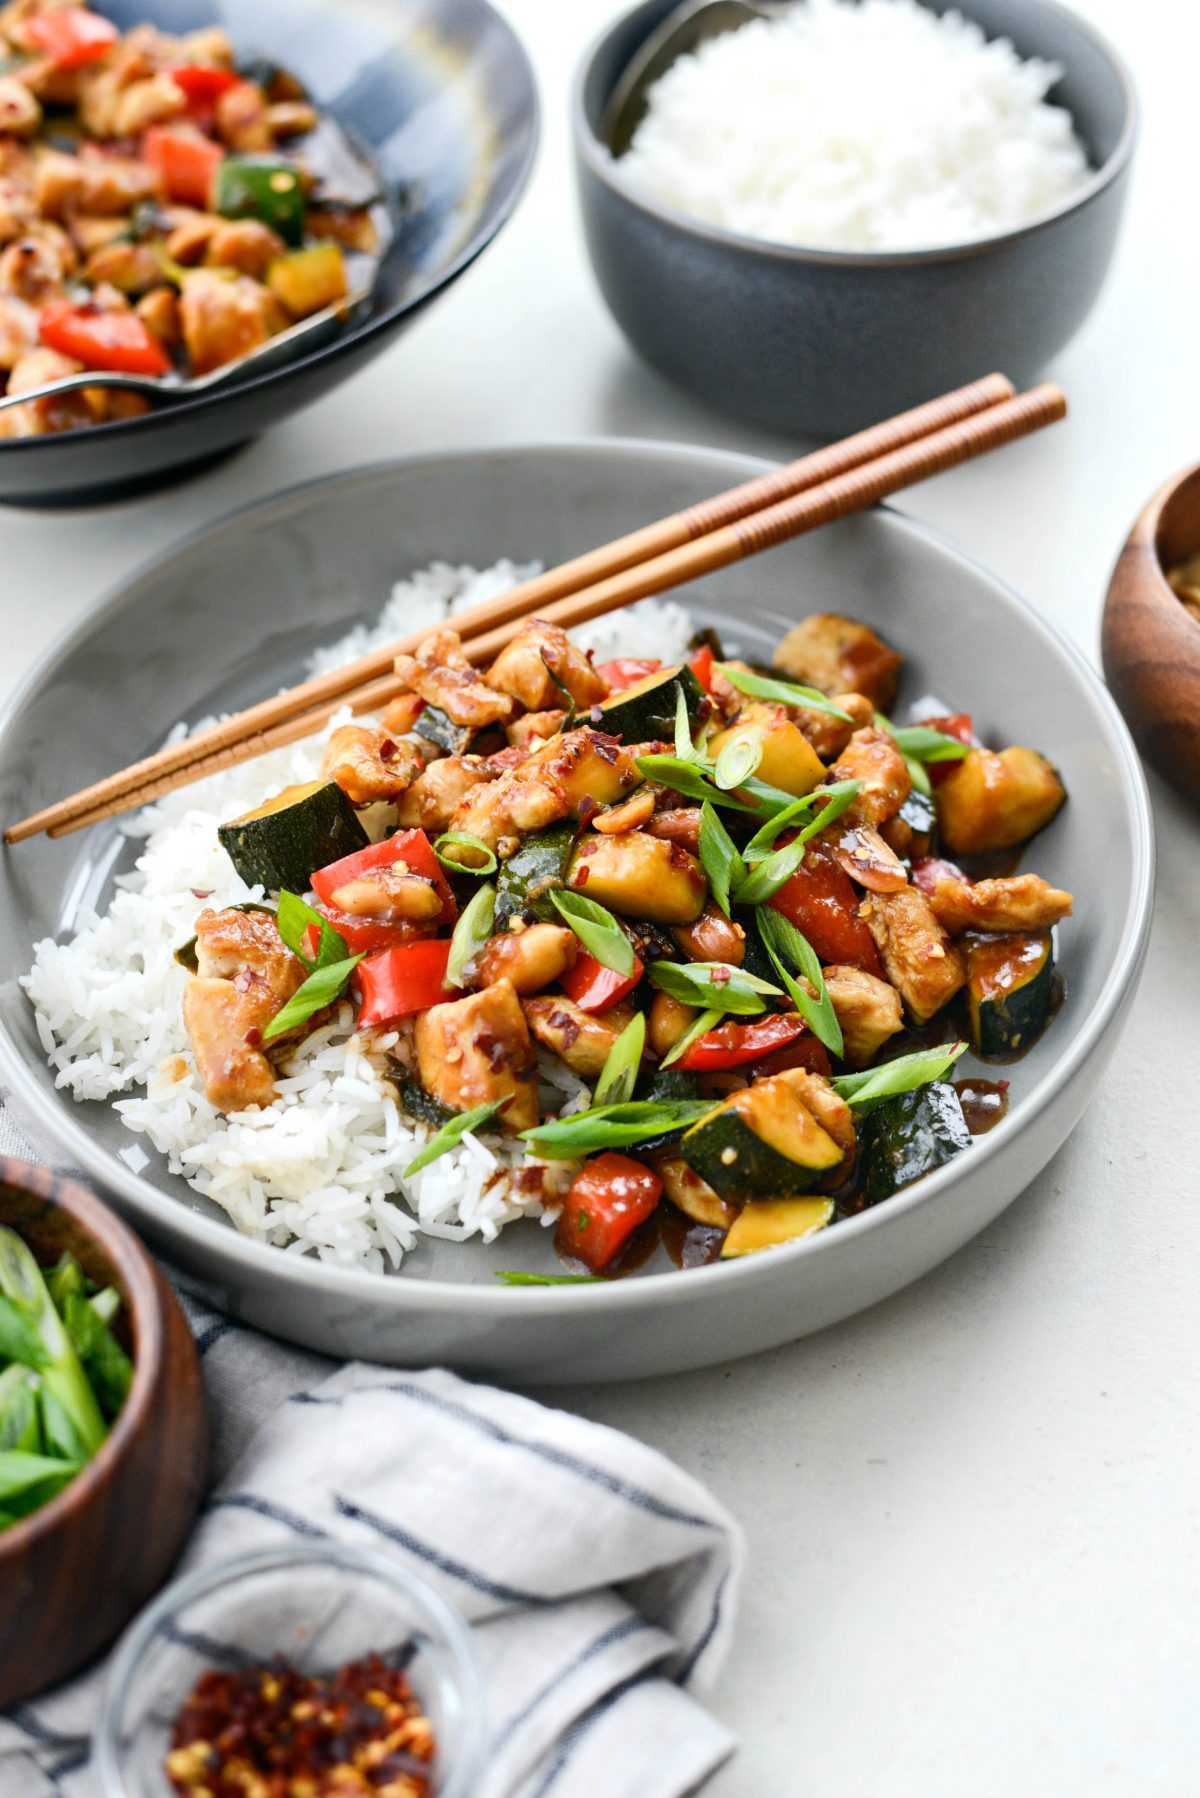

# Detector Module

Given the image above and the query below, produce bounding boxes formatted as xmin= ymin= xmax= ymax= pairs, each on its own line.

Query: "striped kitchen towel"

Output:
xmin=0 ymin=1301 xmax=741 ymax=1798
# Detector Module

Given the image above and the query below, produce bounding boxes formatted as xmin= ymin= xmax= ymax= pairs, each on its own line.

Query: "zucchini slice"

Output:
xmin=636 ymin=1066 xmax=701 ymax=1106
xmin=174 ymin=901 xmax=275 ymax=971
xmin=966 ymin=930 xmax=1055 ymax=1058
xmin=414 ymin=706 xmax=504 ymax=757
xmin=680 ymin=1072 xmax=845 ymax=1202
xmin=598 ymin=664 xmax=706 ymax=743
xmin=860 ymin=1080 xmax=970 ymax=1203
xmin=720 ymin=1198 xmax=834 ymax=1257
xmin=495 ymin=821 xmax=578 ymax=926
xmin=218 ymin=779 xmax=368 ymax=893
xmin=397 ymin=1078 xmax=455 ymax=1129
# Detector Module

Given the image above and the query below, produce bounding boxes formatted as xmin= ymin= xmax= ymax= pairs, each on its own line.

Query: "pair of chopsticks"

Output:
xmin=6 ymin=373 xmax=1065 ymax=845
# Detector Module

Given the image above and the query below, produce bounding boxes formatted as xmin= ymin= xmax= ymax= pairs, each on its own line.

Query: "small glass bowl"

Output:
xmin=94 ymin=1541 xmax=487 ymax=1798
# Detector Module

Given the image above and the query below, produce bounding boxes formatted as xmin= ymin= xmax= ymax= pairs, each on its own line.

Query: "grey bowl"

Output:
xmin=573 ymin=0 xmax=1137 ymax=437
xmin=0 ymin=443 xmax=1153 ymax=1380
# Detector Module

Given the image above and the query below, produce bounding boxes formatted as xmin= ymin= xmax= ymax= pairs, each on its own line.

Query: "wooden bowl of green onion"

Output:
xmin=0 ymin=1160 xmax=208 ymax=1707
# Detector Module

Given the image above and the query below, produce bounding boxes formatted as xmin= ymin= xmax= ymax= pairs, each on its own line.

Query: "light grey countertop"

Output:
xmin=1 ymin=1 xmax=1195 ymax=1791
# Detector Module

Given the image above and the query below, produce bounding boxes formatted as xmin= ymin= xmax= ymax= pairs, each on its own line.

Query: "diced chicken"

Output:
xmin=136 ymin=283 xmax=180 ymax=350
xmin=35 ymin=148 xmax=160 ymax=220
xmin=393 ymin=628 xmax=514 ymax=729
xmin=486 ymin=619 xmax=606 ymax=713
xmin=183 ymin=906 xmax=309 ymax=1112
xmin=0 ymin=75 xmax=40 ymax=136
xmin=83 ymin=239 xmax=163 ymax=295
xmin=265 ymin=100 xmax=318 ymax=138
xmin=928 ymin=872 xmax=1074 ymax=936
xmin=524 ymin=728 xmax=641 ymax=818
xmin=214 ymin=78 xmax=272 ymax=150
xmin=192 ymin=904 xmax=305 ymax=992
xmin=413 ymin=979 xmax=539 ymax=1133
xmin=772 ymin=612 xmax=902 ymax=710
xmin=450 ymin=762 xmax=569 ymax=856
xmin=68 ymin=212 xmax=129 ymax=254
xmin=475 ymin=923 xmax=577 ymax=995
xmin=82 ymin=70 xmax=185 ymax=138
xmin=395 ymin=754 xmax=491 ymax=833
xmin=206 ymin=218 xmax=286 ymax=277
xmin=821 ymin=822 xmax=909 ymax=893
xmin=167 ymin=213 xmax=219 ymax=265
xmin=507 ymin=709 xmax=565 ymax=748
xmin=320 ymin=723 xmax=423 ymax=806
xmin=523 ymin=994 xmax=624 ymax=1079
xmin=777 ymin=1067 xmax=856 ymax=1156
xmin=822 ymin=965 xmax=905 ymax=1067
xmin=861 ymin=888 xmax=966 ymax=1024
xmin=0 ymin=293 xmax=36 ymax=368
xmin=0 ymin=346 xmax=95 ymax=437
xmin=792 ymin=691 xmax=875 ymax=761
xmin=0 ymin=226 xmax=72 ymax=302
xmin=828 ymin=727 xmax=911 ymax=826
xmin=178 ymin=268 xmax=285 ymax=374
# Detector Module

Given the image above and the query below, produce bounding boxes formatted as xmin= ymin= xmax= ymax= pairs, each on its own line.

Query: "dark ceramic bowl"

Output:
xmin=0 ymin=0 xmax=538 ymax=506
xmin=573 ymin=0 xmax=1136 ymax=437
xmin=0 ymin=1160 xmax=208 ymax=1707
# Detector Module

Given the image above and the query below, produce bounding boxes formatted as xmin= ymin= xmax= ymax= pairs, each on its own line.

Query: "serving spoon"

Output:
xmin=604 ymin=0 xmax=791 ymax=155
xmin=0 ymin=288 xmax=371 ymax=417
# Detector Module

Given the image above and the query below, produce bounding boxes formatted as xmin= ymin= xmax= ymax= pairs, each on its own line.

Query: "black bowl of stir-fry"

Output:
xmin=0 ymin=0 xmax=538 ymax=502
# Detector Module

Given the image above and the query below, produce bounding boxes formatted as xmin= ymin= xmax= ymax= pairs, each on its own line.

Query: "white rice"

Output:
xmin=618 ymin=0 xmax=1090 ymax=253
xmin=21 ymin=565 xmax=683 ymax=1273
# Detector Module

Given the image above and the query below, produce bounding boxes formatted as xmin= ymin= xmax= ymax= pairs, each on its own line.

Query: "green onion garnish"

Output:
xmin=404 ymin=1098 xmax=505 ymax=1177
xmin=494 ymin=1271 xmax=604 ymax=1286
xmin=521 ymin=1099 xmax=716 ymax=1159
xmin=550 ymin=889 xmax=635 ymax=977
xmin=888 ymin=725 xmax=971 ymax=763
xmin=634 ymin=755 xmax=759 ymax=810
xmin=715 ymin=664 xmax=853 ymax=722
xmin=263 ymin=953 xmax=363 ymax=1042
xmin=594 ymin=1011 xmax=646 ymax=1105
xmin=831 ymin=1043 xmax=967 ymax=1114
xmin=434 ymin=831 xmax=499 ymax=876
xmin=756 ymin=908 xmax=843 ymax=1058
xmin=276 ymin=890 xmax=349 ymax=970
xmin=648 ymin=959 xmax=782 ymax=1016
xmin=697 ymin=803 xmax=746 ymax=918
xmin=445 ymin=881 xmax=495 ymax=990
xmin=740 ymin=780 xmax=862 ymax=863
xmin=713 ymin=728 xmax=763 ymax=792
xmin=732 ymin=783 xmax=862 ymax=906
xmin=660 ymin=1006 xmax=724 ymax=1069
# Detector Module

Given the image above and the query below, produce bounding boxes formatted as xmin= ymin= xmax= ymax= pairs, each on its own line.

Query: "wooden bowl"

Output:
xmin=1102 ymin=460 xmax=1200 ymax=805
xmin=0 ymin=1160 xmax=208 ymax=1707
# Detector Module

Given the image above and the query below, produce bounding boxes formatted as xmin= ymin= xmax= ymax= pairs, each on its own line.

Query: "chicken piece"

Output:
xmin=84 ymin=71 xmax=186 ymax=138
xmin=0 ymin=227 xmax=72 ymax=303
xmin=828 ymin=727 xmax=911 ymax=826
xmin=265 ymin=99 xmax=318 ymax=138
xmin=214 ymin=78 xmax=274 ymax=150
xmin=507 ymin=709 xmax=565 ymax=748
xmin=136 ymin=283 xmax=180 ymax=350
xmin=486 ymin=619 xmax=606 ymax=713
xmin=0 ymin=293 xmax=35 ymax=369
xmin=379 ymin=693 xmax=426 ymax=736
xmin=0 ymin=346 xmax=97 ymax=437
xmin=68 ymin=212 xmax=129 ymax=254
xmin=524 ymin=728 xmax=641 ymax=817
xmin=792 ymin=691 xmax=875 ymax=761
xmin=393 ymin=628 xmax=514 ymax=729
xmin=183 ymin=906 xmax=309 ymax=1112
xmin=35 ymin=148 xmax=160 ymax=220
xmin=475 ymin=923 xmax=577 ymax=996
xmin=414 ymin=979 xmax=538 ymax=1133
xmin=450 ymin=762 xmax=569 ymax=856
xmin=82 ymin=239 xmax=163 ymax=295
xmin=320 ymin=723 xmax=423 ymax=806
xmin=772 ymin=612 xmax=902 ymax=710
xmin=0 ymin=74 xmax=40 ymax=136
xmin=206 ymin=218 xmax=286 ymax=278
xmin=778 ymin=1067 xmax=856 ymax=1156
xmin=822 ymin=965 xmax=905 ymax=1067
xmin=861 ymin=888 xmax=966 ymax=1025
xmin=928 ymin=872 xmax=1074 ymax=936
xmin=167 ymin=213 xmax=219 ymax=265
xmin=672 ymin=903 xmax=745 ymax=966
xmin=592 ymin=789 xmax=655 ymax=835
xmin=523 ymin=993 xmax=624 ymax=1080
xmin=179 ymin=268 xmax=285 ymax=375
xmin=395 ymin=754 xmax=491 ymax=833
xmin=821 ymin=821 xmax=908 ymax=893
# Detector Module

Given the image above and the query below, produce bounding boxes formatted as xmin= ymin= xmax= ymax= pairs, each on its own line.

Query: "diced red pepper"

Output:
xmin=354 ymin=939 xmax=452 ymax=1028
xmin=166 ymin=64 xmax=241 ymax=104
xmin=557 ymin=1153 xmax=663 ymax=1272
xmin=596 ymin=658 xmax=661 ymax=695
xmin=311 ymin=830 xmax=456 ymax=925
xmin=688 ymin=643 xmax=715 ymax=692
xmin=770 ymin=850 xmax=882 ymax=976
xmin=39 ymin=300 xmax=172 ymax=375
xmin=20 ymin=7 xmax=118 ymax=66
xmin=918 ymin=712 xmax=974 ymax=786
xmin=141 ymin=127 xmax=224 ymax=207
xmin=676 ymin=1012 xmax=806 ymax=1071
xmin=311 ymin=903 xmax=419 ymax=958
xmin=748 ymin=1034 xmax=832 ymax=1080
xmin=910 ymin=856 xmax=968 ymax=900
xmin=558 ymin=948 xmax=643 ymax=1013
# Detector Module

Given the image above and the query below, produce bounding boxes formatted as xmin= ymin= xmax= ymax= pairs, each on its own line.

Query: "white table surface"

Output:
xmin=3 ymin=1 xmax=1197 ymax=1791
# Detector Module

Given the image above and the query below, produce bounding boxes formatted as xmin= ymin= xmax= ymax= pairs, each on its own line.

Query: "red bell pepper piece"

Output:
xmin=558 ymin=948 xmax=643 ymax=1013
xmin=688 ymin=643 xmax=715 ymax=692
xmin=596 ymin=657 xmax=661 ymax=695
xmin=20 ymin=7 xmax=118 ymax=66
xmin=676 ymin=1011 xmax=806 ymax=1071
xmin=311 ymin=903 xmax=419 ymax=958
xmin=917 ymin=712 xmax=974 ymax=786
xmin=748 ymin=1034 xmax=832 ymax=1080
xmin=141 ymin=127 xmax=224 ymax=207
xmin=770 ymin=850 xmax=882 ymax=976
xmin=354 ymin=939 xmax=452 ymax=1028
xmin=39 ymin=300 xmax=172 ymax=375
xmin=557 ymin=1153 xmax=663 ymax=1272
xmin=311 ymin=829 xmax=456 ymax=925
xmin=166 ymin=64 xmax=241 ymax=104
xmin=910 ymin=856 xmax=968 ymax=900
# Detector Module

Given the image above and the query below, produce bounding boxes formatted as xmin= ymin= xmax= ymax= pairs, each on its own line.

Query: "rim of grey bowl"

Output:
xmin=0 ymin=438 xmax=1155 ymax=1321
xmin=572 ymin=0 xmax=1139 ymax=269
xmin=0 ymin=0 xmax=540 ymax=466
xmin=94 ymin=1541 xmax=487 ymax=1798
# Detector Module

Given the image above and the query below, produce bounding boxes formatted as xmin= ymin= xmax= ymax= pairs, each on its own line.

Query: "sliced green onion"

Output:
xmin=0 ymin=1294 xmax=49 ymax=1371
xmin=521 ymin=1099 xmax=716 ymax=1159
xmin=831 ymin=1043 xmax=967 ymax=1114
xmin=0 ymin=1366 xmax=40 ymax=1455
xmin=634 ymin=754 xmax=758 ymax=810
xmin=660 ymin=1006 xmax=724 ymax=1069
xmin=0 ymin=1450 xmax=81 ymax=1514
xmin=434 ymin=831 xmax=498 ymax=876
xmin=276 ymin=890 xmax=348 ymax=969
xmin=757 ymin=909 xmax=843 ymax=1058
xmin=403 ymin=1098 xmax=505 ymax=1177
xmin=889 ymin=725 xmax=971 ymax=763
xmin=648 ymin=959 xmax=781 ymax=1016
xmin=715 ymin=664 xmax=852 ymax=722
xmin=594 ymin=1011 xmax=646 ymax=1105
xmin=0 ymin=1227 xmax=105 ymax=1460
xmin=540 ymin=653 xmax=578 ymax=729
xmin=445 ymin=881 xmax=495 ymax=990
xmin=741 ymin=780 xmax=862 ymax=863
xmin=737 ymin=775 xmax=812 ymax=816
xmin=673 ymin=682 xmax=702 ymax=762
xmin=733 ymin=783 xmax=862 ymax=906
xmin=697 ymin=803 xmax=746 ymax=917
xmin=262 ymin=953 xmax=362 ymax=1042
xmin=713 ymin=728 xmax=763 ymax=791
xmin=550 ymin=889 xmax=635 ymax=977
xmin=494 ymin=1271 xmax=604 ymax=1286
xmin=63 ymin=1292 xmax=132 ymax=1419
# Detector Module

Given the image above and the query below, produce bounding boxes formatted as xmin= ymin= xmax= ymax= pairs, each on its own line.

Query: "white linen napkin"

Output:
xmin=0 ymin=1117 xmax=742 ymax=1798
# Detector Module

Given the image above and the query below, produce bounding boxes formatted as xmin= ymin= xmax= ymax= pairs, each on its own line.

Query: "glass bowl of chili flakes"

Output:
xmin=94 ymin=1541 xmax=486 ymax=1798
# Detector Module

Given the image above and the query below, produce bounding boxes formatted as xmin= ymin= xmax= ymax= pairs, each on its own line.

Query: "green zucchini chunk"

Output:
xmin=397 ymin=1079 xmax=456 ymax=1129
xmin=860 ymin=1080 xmax=970 ymax=1203
xmin=218 ymin=779 xmax=368 ymax=893
xmin=681 ymin=1073 xmax=844 ymax=1202
xmin=174 ymin=902 xmax=275 ymax=971
xmin=598 ymin=665 xmax=706 ymax=743
xmin=636 ymin=1066 xmax=701 ymax=1106
xmin=495 ymin=821 xmax=578 ymax=926
xmin=966 ymin=930 xmax=1055 ymax=1058
xmin=896 ymin=785 xmax=937 ymax=848
xmin=414 ymin=706 xmax=505 ymax=758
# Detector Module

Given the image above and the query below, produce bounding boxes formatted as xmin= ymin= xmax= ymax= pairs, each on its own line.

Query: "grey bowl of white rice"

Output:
xmin=573 ymin=0 xmax=1136 ymax=436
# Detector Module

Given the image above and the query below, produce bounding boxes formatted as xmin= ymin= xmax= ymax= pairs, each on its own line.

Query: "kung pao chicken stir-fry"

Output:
xmin=0 ymin=1 xmax=379 ymax=435
xmin=181 ymin=608 xmax=1072 ymax=1275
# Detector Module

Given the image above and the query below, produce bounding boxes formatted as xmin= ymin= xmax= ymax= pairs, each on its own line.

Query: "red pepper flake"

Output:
xmin=165 ymin=1653 xmax=436 ymax=1797
xmin=575 ymin=865 xmax=589 ymax=885
xmin=243 ymin=1027 xmax=263 ymax=1049
xmin=378 ymin=738 xmax=399 ymax=763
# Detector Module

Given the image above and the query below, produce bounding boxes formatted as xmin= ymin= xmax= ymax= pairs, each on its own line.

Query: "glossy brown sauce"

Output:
xmin=953 ymin=1078 xmax=1010 ymax=1134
